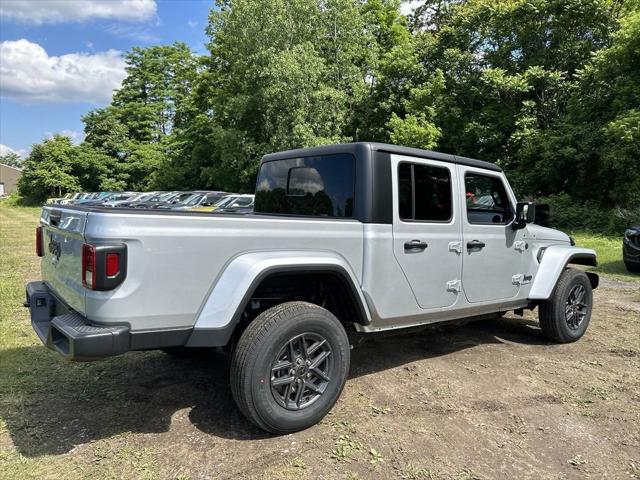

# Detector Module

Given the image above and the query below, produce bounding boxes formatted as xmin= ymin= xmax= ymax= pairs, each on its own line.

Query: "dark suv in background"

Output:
xmin=623 ymin=225 xmax=640 ymax=272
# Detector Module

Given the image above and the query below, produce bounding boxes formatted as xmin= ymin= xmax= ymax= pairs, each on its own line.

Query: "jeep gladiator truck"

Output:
xmin=25 ymin=142 xmax=598 ymax=433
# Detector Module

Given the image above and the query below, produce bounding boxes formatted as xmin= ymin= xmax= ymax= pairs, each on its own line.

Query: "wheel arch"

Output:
xmin=186 ymin=251 xmax=371 ymax=347
xmin=529 ymin=245 xmax=598 ymax=300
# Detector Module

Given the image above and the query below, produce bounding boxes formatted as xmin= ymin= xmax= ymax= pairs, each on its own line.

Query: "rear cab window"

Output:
xmin=254 ymin=153 xmax=355 ymax=218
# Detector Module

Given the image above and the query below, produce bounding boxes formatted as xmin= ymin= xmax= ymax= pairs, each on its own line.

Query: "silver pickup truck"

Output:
xmin=25 ymin=142 xmax=598 ymax=433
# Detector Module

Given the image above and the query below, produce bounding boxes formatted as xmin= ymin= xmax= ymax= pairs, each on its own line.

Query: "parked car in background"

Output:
xmin=130 ymin=191 xmax=179 ymax=209
xmin=103 ymin=191 xmax=154 ymax=208
xmin=153 ymin=191 xmax=198 ymax=209
xmin=623 ymin=225 xmax=640 ymax=272
xmin=170 ymin=191 xmax=228 ymax=211
xmin=46 ymin=193 xmax=74 ymax=205
xmin=188 ymin=194 xmax=254 ymax=212
xmin=80 ymin=192 xmax=136 ymax=207
xmin=58 ymin=192 xmax=88 ymax=205
xmin=73 ymin=192 xmax=114 ymax=206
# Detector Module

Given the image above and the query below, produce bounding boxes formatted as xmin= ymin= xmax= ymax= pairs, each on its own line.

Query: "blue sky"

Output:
xmin=0 ymin=0 xmax=213 ymax=157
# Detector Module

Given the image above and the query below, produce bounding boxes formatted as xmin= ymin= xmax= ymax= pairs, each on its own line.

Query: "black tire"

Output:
xmin=230 ymin=301 xmax=350 ymax=434
xmin=538 ymin=268 xmax=593 ymax=343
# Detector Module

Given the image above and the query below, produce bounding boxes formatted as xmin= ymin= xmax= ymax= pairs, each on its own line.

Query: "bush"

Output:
xmin=538 ymin=193 xmax=639 ymax=235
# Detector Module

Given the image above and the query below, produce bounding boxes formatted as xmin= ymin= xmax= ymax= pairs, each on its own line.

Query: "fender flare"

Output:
xmin=186 ymin=251 xmax=372 ymax=347
xmin=528 ymin=245 xmax=598 ymax=300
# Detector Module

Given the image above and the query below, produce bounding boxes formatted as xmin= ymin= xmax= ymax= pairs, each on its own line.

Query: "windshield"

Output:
xmin=160 ymin=192 xmax=180 ymax=201
xmin=215 ymin=196 xmax=238 ymax=208
xmin=183 ymin=193 xmax=204 ymax=206
xmin=172 ymin=192 xmax=195 ymax=204
xmin=146 ymin=192 xmax=168 ymax=202
xmin=233 ymin=197 xmax=254 ymax=207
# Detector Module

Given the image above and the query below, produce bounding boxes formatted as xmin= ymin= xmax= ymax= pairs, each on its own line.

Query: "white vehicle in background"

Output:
xmin=26 ymin=142 xmax=598 ymax=434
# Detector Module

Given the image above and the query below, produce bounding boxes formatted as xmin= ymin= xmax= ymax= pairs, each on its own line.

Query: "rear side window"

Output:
xmin=398 ymin=163 xmax=452 ymax=222
xmin=255 ymin=154 xmax=355 ymax=217
xmin=465 ymin=173 xmax=511 ymax=224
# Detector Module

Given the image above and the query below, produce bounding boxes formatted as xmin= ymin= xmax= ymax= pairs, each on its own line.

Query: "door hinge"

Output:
xmin=514 ymin=240 xmax=526 ymax=252
xmin=446 ymin=279 xmax=462 ymax=292
xmin=448 ymin=241 xmax=462 ymax=254
xmin=512 ymin=274 xmax=532 ymax=285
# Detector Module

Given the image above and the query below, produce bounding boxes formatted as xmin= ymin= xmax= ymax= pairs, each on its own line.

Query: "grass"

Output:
xmin=572 ymin=232 xmax=640 ymax=283
xmin=0 ymin=203 xmax=163 ymax=478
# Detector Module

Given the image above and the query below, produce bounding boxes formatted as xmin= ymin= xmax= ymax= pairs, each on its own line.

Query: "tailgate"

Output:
xmin=40 ymin=206 xmax=88 ymax=315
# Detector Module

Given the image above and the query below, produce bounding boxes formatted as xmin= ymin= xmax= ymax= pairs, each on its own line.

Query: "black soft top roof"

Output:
xmin=261 ymin=142 xmax=501 ymax=172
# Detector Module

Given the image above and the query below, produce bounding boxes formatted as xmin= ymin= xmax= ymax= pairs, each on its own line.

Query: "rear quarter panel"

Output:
xmin=83 ymin=212 xmax=364 ymax=331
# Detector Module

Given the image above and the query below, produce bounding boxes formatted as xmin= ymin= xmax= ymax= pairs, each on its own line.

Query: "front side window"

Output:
xmin=465 ymin=173 xmax=511 ymax=224
xmin=398 ymin=162 xmax=452 ymax=222
xmin=254 ymin=154 xmax=355 ymax=218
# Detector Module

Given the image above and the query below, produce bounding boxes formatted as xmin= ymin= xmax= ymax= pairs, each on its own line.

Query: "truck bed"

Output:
xmin=40 ymin=205 xmax=364 ymax=332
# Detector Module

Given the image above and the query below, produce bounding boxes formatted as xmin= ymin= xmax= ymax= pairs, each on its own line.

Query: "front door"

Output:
xmin=459 ymin=167 xmax=524 ymax=303
xmin=391 ymin=155 xmax=462 ymax=309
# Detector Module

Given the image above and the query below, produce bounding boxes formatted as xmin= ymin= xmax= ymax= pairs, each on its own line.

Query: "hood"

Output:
xmin=527 ymin=224 xmax=571 ymax=243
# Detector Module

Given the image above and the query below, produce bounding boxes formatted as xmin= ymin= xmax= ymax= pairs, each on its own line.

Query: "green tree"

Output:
xmin=171 ymin=0 xmax=405 ymax=192
xmin=17 ymin=136 xmax=80 ymax=202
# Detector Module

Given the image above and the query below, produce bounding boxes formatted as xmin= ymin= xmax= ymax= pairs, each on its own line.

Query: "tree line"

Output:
xmin=12 ymin=0 xmax=640 ymax=232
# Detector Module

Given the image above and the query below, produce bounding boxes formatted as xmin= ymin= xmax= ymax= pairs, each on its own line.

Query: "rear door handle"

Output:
xmin=467 ymin=240 xmax=486 ymax=251
xmin=404 ymin=240 xmax=428 ymax=251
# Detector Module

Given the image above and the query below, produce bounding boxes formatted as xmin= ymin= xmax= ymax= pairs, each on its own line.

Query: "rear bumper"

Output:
xmin=26 ymin=281 xmax=129 ymax=361
xmin=25 ymin=281 xmax=229 ymax=360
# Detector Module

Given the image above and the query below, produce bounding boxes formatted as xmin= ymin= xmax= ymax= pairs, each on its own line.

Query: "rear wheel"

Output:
xmin=539 ymin=268 xmax=593 ymax=343
xmin=231 ymin=301 xmax=350 ymax=434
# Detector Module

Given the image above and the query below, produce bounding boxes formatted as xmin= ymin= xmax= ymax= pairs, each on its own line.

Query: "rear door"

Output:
xmin=391 ymin=155 xmax=462 ymax=309
xmin=458 ymin=167 xmax=524 ymax=302
xmin=40 ymin=207 xmax=88 ymax=314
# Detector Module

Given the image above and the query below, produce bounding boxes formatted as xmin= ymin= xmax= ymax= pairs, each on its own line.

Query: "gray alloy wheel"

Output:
xmin=270 ymin=332 xmax=332 ymax=411
xmin=539 ymin=268 xmax=593 ymax=343
xmin=230 ymin=301 xmax=350 ymax=434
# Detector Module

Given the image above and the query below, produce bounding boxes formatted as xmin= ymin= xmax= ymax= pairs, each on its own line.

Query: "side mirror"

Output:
xmin=201 ymin=202 xmax=212 ymax=207
xmin=513 ymin=202 xmax=536 ymax=230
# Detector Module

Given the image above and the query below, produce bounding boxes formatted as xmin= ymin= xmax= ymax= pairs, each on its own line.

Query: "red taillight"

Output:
xmin=35 ymin=227 xmax=43 ymax=257
xmin=106 ymin=252 xmax=120 ymax=277
xmin=82 ymin=243 xmax=96 ymax=289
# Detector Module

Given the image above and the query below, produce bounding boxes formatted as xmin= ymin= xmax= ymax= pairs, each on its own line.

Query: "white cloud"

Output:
xmin=0 ymin=144 xmax=19 ymax=156
xmin=103 ymin=23 xmax=160 ymax=42
xmin=187 ymin=20 xmax=198 ymax=29
xmin=45 ymin=130 xmax=84 ymax=144
xmin=0 ymin=39 xmax=126 ymax=104
xmin=0 ymin=0 xmax=157 ymax=25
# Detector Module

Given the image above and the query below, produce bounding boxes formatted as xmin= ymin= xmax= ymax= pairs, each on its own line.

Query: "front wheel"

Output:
xmin=230 ymin=301 xmax=350 ymax=434
xmin=538 ymin=268 xmax=593 ymax=343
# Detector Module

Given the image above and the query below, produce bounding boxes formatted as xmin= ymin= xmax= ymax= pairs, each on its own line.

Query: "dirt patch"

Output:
xmin=2 ymin=281 xmax=638 ymax=479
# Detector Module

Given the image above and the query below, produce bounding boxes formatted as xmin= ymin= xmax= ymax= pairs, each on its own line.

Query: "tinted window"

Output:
xmin=255 ymin=154 xmax=355 ymax=217
xmin=398 ymin=163 xmax=452 ymax=222
xmin=465 ymin=173 xmax=511 ymax=224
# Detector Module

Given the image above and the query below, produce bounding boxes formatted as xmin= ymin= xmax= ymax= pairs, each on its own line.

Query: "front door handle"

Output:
xmin=404 ymin=240 xmax=428 ymax=252
xmin=467 ymin=240 xmax=486 ymax=251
